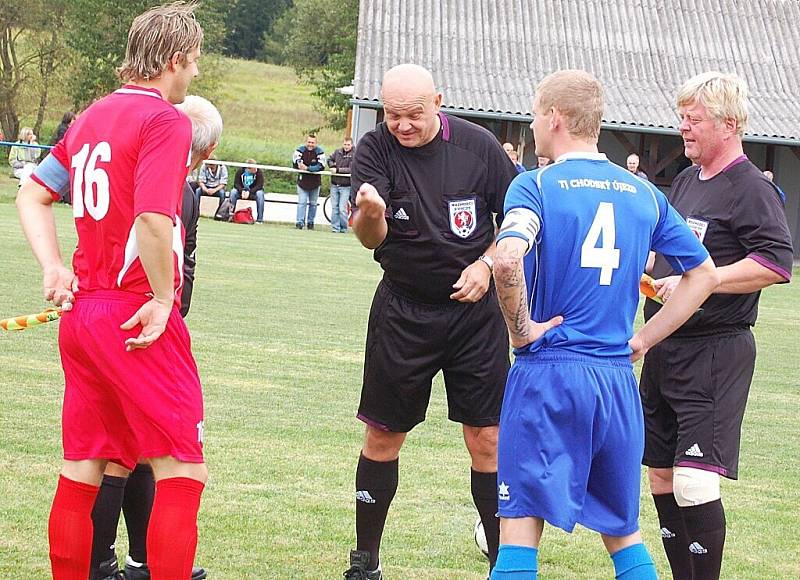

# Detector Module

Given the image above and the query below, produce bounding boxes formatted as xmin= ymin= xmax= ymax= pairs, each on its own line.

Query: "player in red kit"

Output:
xmin=16 ymin=3 xmax=206 ymax=579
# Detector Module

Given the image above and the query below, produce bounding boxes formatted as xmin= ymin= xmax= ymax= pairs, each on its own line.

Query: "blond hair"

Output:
xmin=174 ymin=95 xmax=222 ymax=155
xmin=118 ymin=2 xmax=203 ymax=83
xmin=676 ymin=72 xmax=749 ymax=137
xmin=535 ymin=70 xmax=603 ymax=141
xmin=17 ymin=127 xmax=34 ymax=142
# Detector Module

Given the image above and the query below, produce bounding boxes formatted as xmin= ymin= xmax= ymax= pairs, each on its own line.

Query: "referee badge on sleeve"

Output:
xmin=449 ymin=198 xmax=477 ymax=238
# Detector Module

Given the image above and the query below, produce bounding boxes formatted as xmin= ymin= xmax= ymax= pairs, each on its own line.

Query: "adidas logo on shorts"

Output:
xmin=393 ymin=208 xmax=410 ymax=220
xmin=684 ymin=443 xmax=704 ymax=457
xmin=689 ymin=542 xmax=708 ymax=555
xmin=356 ymin=490 xmax=376 ymax=504
xmin=660 ymin=527 xmax=676 ymax=539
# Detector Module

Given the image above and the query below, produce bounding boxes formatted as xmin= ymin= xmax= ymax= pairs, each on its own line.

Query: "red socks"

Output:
xmin=49 ymin=474 xmax=100 ymax=580
xmin=146 ymin=477 xmax=205 ymax=580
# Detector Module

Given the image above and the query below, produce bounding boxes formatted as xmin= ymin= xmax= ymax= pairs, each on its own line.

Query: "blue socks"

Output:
xmin=490 ymin=544 xmax=538 ymax=579
xmin=611 ymin=543 xmax=657 ymax=580
xmin=490 ymin=541 xmax=655 ymax=579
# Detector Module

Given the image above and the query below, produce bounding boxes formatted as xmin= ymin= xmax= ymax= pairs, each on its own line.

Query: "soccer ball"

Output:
xmin=474 ymin=516 xmax=489 ymax=560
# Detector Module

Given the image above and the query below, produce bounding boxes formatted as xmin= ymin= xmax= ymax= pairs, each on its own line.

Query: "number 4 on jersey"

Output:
xmin=581 ymin=202 xmax=620 ymax=285
xmin=71 ymin=142 xmax=111 ymax=220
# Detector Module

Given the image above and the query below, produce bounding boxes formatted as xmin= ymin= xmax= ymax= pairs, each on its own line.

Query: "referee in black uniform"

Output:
xmin=641 ymin=72 xmax=793 ymax=580
xmin=342 ymin=64 xmax=518 ymax=580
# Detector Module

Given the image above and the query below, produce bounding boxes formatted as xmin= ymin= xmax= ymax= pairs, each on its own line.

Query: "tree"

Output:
xmin=225 ymin=0 xmax=290 ymax=60
xmin=279 ymin=0 xmax=358 ymax=129
xmin=65 ymin=0 xmax=228 ymax=108
xmin=0 ymin=0 xmax=63 ymax=143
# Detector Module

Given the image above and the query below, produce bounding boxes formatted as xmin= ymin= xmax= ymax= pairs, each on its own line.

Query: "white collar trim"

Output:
xmin=555 ymin=152 xmax=608 ymax=162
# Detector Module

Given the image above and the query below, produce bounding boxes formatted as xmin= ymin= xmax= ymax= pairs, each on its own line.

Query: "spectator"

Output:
xmin=230 ymin=159 xmax=266 ymax=224
xmin=763 ymin=170 xmax=786 ymax=203
xmin=502 ymin=142 xmax=526 ymax=173
xmin=626 ymin=153 xmax=649 ymax=180
xmin=51 ymin=111 xmax=77 ymax=146
xmin=508 ymin=150 xmax=526 ymax=173
xmin=195 ymin=158 xmax=227 ymax=210
xmin=536 ymin=156 xmax=551 ymax=168
xmin=8 ymin=127 xmax=40 ymax=180
xmin=327 ymin=137 xmax=355 ymax=233
xmin=292 ymin=133 xmax=326 ymax=230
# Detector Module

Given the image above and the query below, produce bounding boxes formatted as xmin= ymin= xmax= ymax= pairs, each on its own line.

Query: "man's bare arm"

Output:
xmin=493 ymin=236 xmax=562 ymax=348
xmin=630 ymin=257 xmax=718 ymax=361
xmin=16 ymin=179 xmax=76 ymax=308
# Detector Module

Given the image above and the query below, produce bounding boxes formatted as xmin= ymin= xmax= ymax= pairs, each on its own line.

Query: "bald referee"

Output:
xmin=343 ymin=63 xmax=518 ymax=579
xmin=641 ymin=72 xmax=793 ymax=579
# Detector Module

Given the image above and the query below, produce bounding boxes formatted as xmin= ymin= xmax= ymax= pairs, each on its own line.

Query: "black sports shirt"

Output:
xmin=351 ymin=113 xmax=518 ymax=303
xmin=645 ymin=157 xmax=793 ymax=335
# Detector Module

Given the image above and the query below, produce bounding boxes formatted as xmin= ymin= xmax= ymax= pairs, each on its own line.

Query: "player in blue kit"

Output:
xmin=488 ymin=70 xmax=719 ymax=579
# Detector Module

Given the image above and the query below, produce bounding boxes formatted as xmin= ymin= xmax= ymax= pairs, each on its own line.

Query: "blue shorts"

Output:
xmin=497 ymin=350 xmax=643 ymax=537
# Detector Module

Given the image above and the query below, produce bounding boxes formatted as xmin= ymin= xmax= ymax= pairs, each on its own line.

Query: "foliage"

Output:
xmin=260 ymin=6 xmax=293 ymax=65
xmin=225 ymin=0 xmax=291 ymax=60
xmin=64 ymin=0 xmax=228 ymax=109
xmin=277 ymin=0 xmax=358 ymax=129
xmin=0 ymin=0 xmax=69 ymax=143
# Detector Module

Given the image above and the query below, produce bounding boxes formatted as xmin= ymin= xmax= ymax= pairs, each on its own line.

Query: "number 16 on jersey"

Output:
xmin=71 ymin=142 xmax=112 ymax=221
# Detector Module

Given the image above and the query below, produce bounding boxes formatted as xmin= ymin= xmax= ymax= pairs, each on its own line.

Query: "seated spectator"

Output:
xmin=8 ymin=127 xmax=41 ymax=181
xmin=195 ymin=158 xmax=228 ymax=209
xmin=230 ymin=159 xmax=266 ymax=223
xmin=50 ymin=111 xmax=77 ymax=146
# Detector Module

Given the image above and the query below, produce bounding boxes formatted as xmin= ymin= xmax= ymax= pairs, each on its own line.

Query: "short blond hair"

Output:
xmin=676 ymin=72 xmax=749 ymax=137
xmin=535 ymin=70 xmax=603 ymax=140
xmin=118 ymin=2 xmax=203 ymax=83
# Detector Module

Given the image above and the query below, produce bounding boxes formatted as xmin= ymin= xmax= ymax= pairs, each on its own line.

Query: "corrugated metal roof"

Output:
xmin=354 ymin=0 xmax=800 ymax=143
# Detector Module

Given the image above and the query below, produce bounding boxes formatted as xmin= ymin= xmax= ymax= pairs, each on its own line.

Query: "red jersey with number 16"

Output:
xmin=32 ymin=85 xmax=192 ymax=303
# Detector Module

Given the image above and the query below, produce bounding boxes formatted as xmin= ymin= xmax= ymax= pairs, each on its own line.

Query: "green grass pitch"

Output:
xmin=0 ymin=183 xmax=797 ymax=578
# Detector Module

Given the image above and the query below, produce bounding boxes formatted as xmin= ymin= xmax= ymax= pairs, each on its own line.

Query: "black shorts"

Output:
xmin=358 ymin=280 xmax=510 ymax=432
xmin=640 ymin=329 xmax=756 ymax=480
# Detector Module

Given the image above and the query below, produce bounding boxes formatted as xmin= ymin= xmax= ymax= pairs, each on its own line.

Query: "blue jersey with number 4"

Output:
xmin=499 ymin=152 xmax=709 ymax=357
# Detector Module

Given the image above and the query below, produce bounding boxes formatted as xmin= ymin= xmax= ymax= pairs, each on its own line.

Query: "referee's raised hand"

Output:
xmin=355 ymin=182 xmax=386 ymax=218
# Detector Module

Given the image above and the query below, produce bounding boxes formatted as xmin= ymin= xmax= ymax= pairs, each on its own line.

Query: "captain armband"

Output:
xmin=496 ymin=207 xmax=541 ymax=255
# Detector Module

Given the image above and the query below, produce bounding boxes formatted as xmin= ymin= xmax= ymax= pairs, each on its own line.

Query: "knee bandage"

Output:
xmin=672 ymin=466 xmax=720 ymax=507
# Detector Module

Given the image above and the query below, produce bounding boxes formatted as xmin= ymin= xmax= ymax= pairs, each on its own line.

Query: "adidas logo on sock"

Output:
xmin=356 ymin=490 xmax=376 ymax=504
xmin=660 ymin=527 xmax=676 ymax=539
xmin=684 ymin=443 xmax=704 ymax=457
xmin=393 ymin=208 xmax=410 ymax=220
xmin=689 ymin=541 xmax=708 ymax=554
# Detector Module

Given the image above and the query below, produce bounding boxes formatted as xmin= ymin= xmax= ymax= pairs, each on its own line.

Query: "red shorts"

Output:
xmin=59 ymin=290 xmax=204 ymax=470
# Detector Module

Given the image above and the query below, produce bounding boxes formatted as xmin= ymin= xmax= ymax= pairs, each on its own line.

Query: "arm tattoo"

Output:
xmin=495 ymin=246 xmax=531 ymax=344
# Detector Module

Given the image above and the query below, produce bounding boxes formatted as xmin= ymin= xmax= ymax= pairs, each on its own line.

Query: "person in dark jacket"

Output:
xmin=292 ymin=133 xmax=326 ymax=229
xmin=50 ymin=111 xmax=77 ymax=146
xmin=230 ymin=159 xmax=266 ymax=223
xmin=327 ymin=137 xmax=355 ymax=232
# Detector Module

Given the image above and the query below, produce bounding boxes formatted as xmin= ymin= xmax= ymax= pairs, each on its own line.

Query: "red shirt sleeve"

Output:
xmin=133 ymin=108 xmax=192 ymax=223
